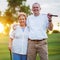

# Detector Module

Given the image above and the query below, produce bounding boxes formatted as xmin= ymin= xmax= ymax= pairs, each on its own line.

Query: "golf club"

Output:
xmin=10 ymin=50 xmax=12 ymax=60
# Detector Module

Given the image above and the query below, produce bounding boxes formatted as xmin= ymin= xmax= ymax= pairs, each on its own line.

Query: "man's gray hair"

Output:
xmin=32 ymin=3 xmax=40 ymax=7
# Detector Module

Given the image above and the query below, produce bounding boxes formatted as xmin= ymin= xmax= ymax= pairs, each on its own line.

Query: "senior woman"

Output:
xmin=8 ymin=12 xmax=29 ymax=60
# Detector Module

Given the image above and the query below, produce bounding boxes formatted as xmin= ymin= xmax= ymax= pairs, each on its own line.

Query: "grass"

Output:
xmin=48 ymin=33 xmax=60 ymax=60
xmin=36 ymin=33 xmax=60 ymax=60
xmin=0 ymin=35 xmax=10 ymax=60
xmin=0 ymin=33 xmax=60 ymax=60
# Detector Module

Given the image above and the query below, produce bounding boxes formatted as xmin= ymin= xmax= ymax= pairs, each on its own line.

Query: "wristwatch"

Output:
xmin=49 ymin=20 xmax=52 ymax=22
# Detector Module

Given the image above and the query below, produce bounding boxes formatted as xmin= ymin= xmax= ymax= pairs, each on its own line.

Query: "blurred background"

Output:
xmin=0 ymin=0 xmax=60 ymax=60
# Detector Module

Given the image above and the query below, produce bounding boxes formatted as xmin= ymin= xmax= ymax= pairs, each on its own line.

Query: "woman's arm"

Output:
xmin=8 ymin=38 xmax=13 ymax=51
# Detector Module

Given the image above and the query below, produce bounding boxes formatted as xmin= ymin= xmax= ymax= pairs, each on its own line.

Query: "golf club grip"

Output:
xmin=50 ymin=15 xmax=58 ymax=17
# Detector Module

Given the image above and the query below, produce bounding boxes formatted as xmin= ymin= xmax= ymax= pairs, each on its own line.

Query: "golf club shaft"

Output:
xmin=10 ymin=50 xmax=12 ymax=60
xmin=50 ymin=15 xmax=58 ymax=17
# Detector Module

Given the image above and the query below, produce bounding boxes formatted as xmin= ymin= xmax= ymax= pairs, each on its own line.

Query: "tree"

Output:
xmin=4 ymin=0 xmax=31 ymax=24
xmin=2 ymin=0 xmax=31 ymax=35
xmin=0 ymin=11 xmax=1 ymax=16
xmin=7 ymin=0 xmax=31 ymax=15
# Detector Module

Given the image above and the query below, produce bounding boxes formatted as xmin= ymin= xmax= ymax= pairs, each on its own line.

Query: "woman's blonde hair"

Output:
xmin=18 ymin=12 xmax=27 ymax=20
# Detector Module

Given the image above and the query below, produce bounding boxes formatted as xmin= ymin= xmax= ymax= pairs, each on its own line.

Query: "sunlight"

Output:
xmin=48 ymin=31 xmax=53 ymax=34
xmin=0 ymin=23 xmax=4 ymax=33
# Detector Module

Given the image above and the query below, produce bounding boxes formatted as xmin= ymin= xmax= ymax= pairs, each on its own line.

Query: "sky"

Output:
xmin=27 ymin=0 xmax=60 ymax=14
xmin=0 ymin=0 xmax=60 ymax=30
xmin=0 ymin=0 xmax=8 ymax=13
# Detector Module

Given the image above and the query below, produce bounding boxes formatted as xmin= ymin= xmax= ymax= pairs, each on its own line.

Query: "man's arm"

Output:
xmin=47 ymin=13 xmax=53 ymax=31
xmin=48 ymin=21 xmax=53 ymax=30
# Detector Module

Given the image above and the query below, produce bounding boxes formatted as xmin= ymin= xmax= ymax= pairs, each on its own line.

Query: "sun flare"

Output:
xmin=0 ymin=23 xmax=4 ymax=33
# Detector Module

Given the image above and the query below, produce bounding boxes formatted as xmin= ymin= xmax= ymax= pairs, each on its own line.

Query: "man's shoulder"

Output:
xmin=28 ymin=14 xmax=34 ymax=18
xmin=41 ymin=13 xmax=47 ymax=17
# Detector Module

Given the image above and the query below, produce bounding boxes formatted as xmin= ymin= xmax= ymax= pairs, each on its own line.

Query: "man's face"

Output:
xmin=32 ymin=3 xmax=41 ymax=15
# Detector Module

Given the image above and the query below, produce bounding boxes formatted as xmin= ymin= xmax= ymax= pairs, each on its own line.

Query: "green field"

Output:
xmin=0 ymin=33 xmax=60 ymax=60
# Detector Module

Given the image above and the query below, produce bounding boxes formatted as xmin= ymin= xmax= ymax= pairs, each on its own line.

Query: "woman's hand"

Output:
xmin=8 ymin=45 xmax=12 ymax=51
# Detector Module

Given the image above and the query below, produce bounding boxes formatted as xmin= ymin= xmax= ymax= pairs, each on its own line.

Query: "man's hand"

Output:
xmin=13 ymin=24 xmax=18 ymax=30
xmin=47 ymin=13 xmax=52 ymax=22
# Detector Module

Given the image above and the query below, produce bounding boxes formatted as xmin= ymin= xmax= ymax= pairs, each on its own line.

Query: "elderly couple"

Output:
xmin=8 ymin=3 xmax=53 ymax=60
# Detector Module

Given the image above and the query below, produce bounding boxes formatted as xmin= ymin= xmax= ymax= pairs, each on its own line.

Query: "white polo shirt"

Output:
xmin=9 ymin=25 xmax=29 ymax=55
xmin=27 ymin=14 xmax=49 ymax=40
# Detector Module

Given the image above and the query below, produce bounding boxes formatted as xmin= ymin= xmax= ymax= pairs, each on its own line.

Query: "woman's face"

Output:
xmin=18 ymin=15 xmax=26 ymax=25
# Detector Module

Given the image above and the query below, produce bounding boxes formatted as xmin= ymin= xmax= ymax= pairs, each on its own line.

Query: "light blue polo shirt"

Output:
xmin=27 ymin=14 xmax=49 ymax=40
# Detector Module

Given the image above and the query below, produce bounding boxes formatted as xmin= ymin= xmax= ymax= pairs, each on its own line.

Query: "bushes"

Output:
xmin=52 ymin=30 xmax=60 ymax=33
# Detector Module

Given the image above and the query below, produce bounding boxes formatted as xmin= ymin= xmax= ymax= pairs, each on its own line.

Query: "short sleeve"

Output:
xmin=9 ymin=29 xmax=15 ymax=39
xmin=9 ymin=23 xmax=18 ymax=39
